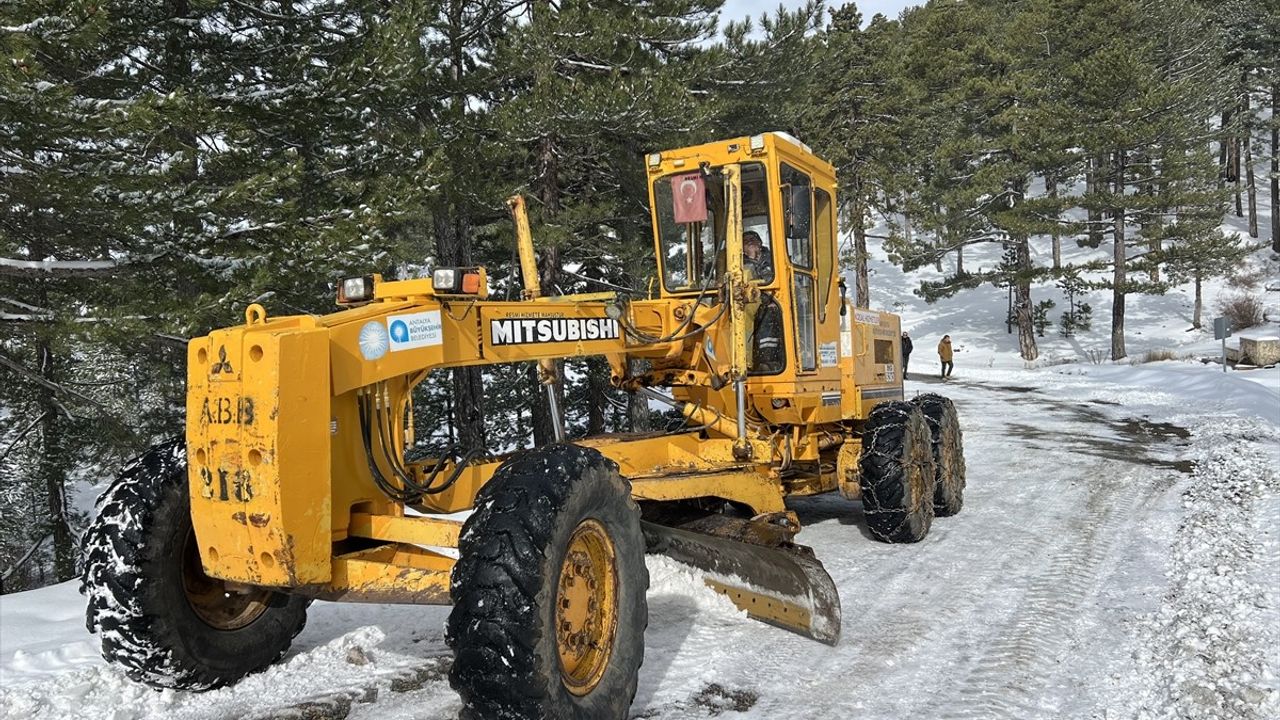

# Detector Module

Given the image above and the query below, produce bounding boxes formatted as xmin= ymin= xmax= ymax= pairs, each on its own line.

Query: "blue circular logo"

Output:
xmin=358 ymin=321 xmax=389 ymax=360
xmin=389 ymin=319 xmax=410 ymax=344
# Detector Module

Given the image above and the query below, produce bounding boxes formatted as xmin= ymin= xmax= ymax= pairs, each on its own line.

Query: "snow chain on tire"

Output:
xmin=913 ymin=393 xmax=966 ymax=516
xmin=858 ymin=401 xmax=937 ymax=543
xmin=446 ymin=443 xmax=649 ymax=720
xmin=81 ymin=439 xmax=309 ymax=690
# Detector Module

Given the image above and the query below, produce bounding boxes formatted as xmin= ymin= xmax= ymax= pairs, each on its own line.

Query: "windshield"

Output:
xmin=653 ymin=162 xmax=772 ymax=292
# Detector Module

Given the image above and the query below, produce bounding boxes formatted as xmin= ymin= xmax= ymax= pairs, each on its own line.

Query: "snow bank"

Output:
xmin=1 ymin=626 xmax=441 ymax=720
xmin=1132 ymin=418 xmax=1280 ymax=719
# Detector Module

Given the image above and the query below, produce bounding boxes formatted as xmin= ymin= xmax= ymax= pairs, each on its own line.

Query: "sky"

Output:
xmin=720 ymin=0 xmax=921 ymax=26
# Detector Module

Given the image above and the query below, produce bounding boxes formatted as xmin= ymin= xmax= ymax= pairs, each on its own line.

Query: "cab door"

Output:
xmin=780 ymin=163 xmax=817 ymax=374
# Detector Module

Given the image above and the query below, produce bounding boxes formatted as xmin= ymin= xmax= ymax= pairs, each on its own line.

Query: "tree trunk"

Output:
xmin=433 ymin=1 xmax=488 ymax=452
xmin=434 ymin=211 xmax=487 ymax=452
xmin=1087 ymin=154 xmax=1104 ymax=246
xmin=1047 ymin=173 xmax=1061 ymax=269
xmin=935 ymin=216 xmax=944 ymax=272
xmin=1136 ymin=151 xmax=1159 ymax=284
xmin=1014 ymin=235 xmax=1038 ymax=361
xmin=1111 ymin=150 xmax=1127 ymax=361
xmin=36 ymin=342 xmax=75 ymax=582
xmin=901 ymin=192 xmax=913 ymax=246
xmin=164 ymin=0 xmax=200 ymax=242
xmin=852 ymin=189 xmax=869 ymax=308
xmin=1245 ymin=127 xmax=1258 ymax=238
xmin=1272 ymin=82 xmax=1279 ymax=253
xmin=1233 ymin=95 xmax=1243 ymax=217
xmin=1219 ymin=105 xmax=1232 ymax=188
xmin=586 ymin=358 xmax=607 ymax=436
xmin=1192 ymin=271 xmax=1203 ymax=329
xmin=626 ymin=359 xmax=650 ymax=433
xmin=956 ymin=244 xmax=963 ymax=275
xmin=530 ymin=133 xmax=565 ymax=443
xmin=25 ymin=231 xmax=75 ymax=582
xmin=527 ymin=365 xmax=553 ymax=446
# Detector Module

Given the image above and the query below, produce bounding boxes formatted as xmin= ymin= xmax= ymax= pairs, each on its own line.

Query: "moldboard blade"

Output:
xmin=642 ymin=521 xmax=841 ymax=645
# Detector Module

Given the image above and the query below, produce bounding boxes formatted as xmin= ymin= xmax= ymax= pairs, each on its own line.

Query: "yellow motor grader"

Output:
xmin=82 ymin=133 xmax=965 ymax=719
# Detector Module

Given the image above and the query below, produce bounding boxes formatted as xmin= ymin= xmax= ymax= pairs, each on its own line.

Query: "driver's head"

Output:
xmin=743 ymin=231 xmax=763 ymax=258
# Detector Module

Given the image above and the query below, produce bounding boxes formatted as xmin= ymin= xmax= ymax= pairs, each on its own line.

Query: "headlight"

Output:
xmin=431 ymin=267 xmax=485 ymax=296
xmin=432 ymin=267 xmax=457 ymax=293
xmin=337 ymin=275 xmax=375 ymax=305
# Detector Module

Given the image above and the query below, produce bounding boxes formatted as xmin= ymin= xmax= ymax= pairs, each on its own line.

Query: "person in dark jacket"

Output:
xmin=901 ymin=331 xmax=913 ymax=379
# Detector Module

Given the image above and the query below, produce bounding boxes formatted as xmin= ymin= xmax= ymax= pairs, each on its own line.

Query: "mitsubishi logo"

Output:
xmin=210 ymin=345 xmax=234 ymax=374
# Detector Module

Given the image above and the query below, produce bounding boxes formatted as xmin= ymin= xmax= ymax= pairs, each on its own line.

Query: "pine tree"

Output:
xmin=802 ymin=5 xmax=911 ymax=309
xmin=1058 ymin=0 xmax=1229 ymax=359
xmin=1 ymin=0 xmax=192 ymax=586
xmin=487 ymin=0 xmax=721 ymax=445
xmin=890 ymin=0 xmax=1051 ymax=360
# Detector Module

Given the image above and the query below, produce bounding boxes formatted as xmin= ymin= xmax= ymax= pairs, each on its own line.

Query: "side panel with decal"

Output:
xmin=480 ymin=306 xmax=626 ymax=361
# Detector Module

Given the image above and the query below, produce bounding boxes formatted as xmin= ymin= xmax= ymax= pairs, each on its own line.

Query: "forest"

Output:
xmin=1 ymin=0 xmax=1276 ymax=592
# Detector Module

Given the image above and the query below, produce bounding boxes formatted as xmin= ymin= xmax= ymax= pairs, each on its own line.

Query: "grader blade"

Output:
xmin=642 ymin=521 xmax=841 ymax=645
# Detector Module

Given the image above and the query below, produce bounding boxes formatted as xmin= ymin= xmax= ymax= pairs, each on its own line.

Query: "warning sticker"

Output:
xmin=819 ymin=341 xmax=838 ymax=368
xmin=387 ymin=310 xmax=443 ymax=351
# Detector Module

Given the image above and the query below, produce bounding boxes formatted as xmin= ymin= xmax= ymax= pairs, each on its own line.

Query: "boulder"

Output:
xmin=1238 ymin=334 xmax=1280 ymax=367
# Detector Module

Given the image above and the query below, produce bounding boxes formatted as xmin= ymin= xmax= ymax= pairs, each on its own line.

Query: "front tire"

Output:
xmin=446 ymin=444 xmax=648 ymax=720
xmin=81 ymin=440 xmax=309 ymax=691
xmin=914 ymin=393 xmax=966 ymax=516
xmin=858 ymin=402 xmax=937 ymax=543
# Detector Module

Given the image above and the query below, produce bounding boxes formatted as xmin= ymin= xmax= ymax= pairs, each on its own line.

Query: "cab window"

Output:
xmin=814 ymin=187 xmax=834 ymax=322
xmin=780 ymin=164 xmax=813 ymax=269
xmin=654 ymin=162 xmax=772 ymax=292
xmin=781 ymin=163 xmax=817 ymax=371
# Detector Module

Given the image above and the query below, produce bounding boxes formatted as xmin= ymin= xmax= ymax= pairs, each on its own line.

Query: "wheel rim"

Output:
xmin=181 ymin=531 xmax=271 ymax=631
xmin=556 ymin=519 xmax=619 ymax=696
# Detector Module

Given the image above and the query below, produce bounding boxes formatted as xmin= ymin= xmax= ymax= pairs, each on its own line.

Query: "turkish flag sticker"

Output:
xmin=672 ymin=173 xmax=707 ymax=224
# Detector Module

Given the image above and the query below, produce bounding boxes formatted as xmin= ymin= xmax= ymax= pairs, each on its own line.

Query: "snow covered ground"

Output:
xmin=3 ymin=362 xmax=1277 ymax=719
xmin=3 ymin=173 xmax=1278 ymax=718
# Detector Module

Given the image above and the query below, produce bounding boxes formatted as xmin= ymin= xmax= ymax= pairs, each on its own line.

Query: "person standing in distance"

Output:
xmin=938 ymin=334 xmax=954 ymax=379
xmin=901 ymin=331 xmax=913 ymax=379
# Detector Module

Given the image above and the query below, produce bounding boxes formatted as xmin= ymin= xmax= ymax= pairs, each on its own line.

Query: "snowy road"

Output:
xmin=3 ymin=368 xmax=1278 ymax=720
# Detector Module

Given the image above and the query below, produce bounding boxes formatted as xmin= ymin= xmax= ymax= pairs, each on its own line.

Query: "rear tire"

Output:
xmin=446 ymin=444 xmax=648 ymax=720
xmin=858 ymin=402 xmax=936 ymax=543
xmin=914 ymin=393 xmax=966 ymax=516
xmin=81 ymin=439 xmax=309 ymax=691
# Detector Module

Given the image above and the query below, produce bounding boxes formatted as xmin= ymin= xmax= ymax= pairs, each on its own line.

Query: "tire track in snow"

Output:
xmin=673 ymin=385 xmax=1117 ymax=718
xmin=931 ymin=468 xmax=1163 ymax=720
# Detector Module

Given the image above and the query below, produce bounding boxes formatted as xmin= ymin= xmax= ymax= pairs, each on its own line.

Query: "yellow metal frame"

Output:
xmin=185 ymin=133 xmax=905 ymax=603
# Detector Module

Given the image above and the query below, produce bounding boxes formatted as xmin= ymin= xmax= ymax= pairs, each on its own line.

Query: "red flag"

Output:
xmin=672 ymin=173 xmax=707 ymax=224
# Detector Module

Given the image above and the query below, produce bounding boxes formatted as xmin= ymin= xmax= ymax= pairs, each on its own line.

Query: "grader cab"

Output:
xmin=82 ymin=133 xmax=966 ymax=718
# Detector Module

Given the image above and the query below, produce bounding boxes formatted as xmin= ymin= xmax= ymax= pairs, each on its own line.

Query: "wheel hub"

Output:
xmin=556 ymin=519 xmax=619 ymax=696
xmin=181 ymin=532 xmax=271 ymax=630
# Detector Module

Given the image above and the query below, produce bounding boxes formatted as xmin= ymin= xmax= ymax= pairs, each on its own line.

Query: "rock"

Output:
xmin=1238 ymin=335 xmax=1280 ymax=367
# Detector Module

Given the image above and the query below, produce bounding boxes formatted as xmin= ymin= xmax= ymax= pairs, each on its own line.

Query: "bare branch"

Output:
xmin=0 ymin=534 xmax=52 ymax=584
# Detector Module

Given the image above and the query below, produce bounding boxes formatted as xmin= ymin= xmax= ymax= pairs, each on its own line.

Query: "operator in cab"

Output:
xmin=742 ymin=230 xmax=774 ymax=284
xmin=742 ymin=230 xmax=782 ymax=372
